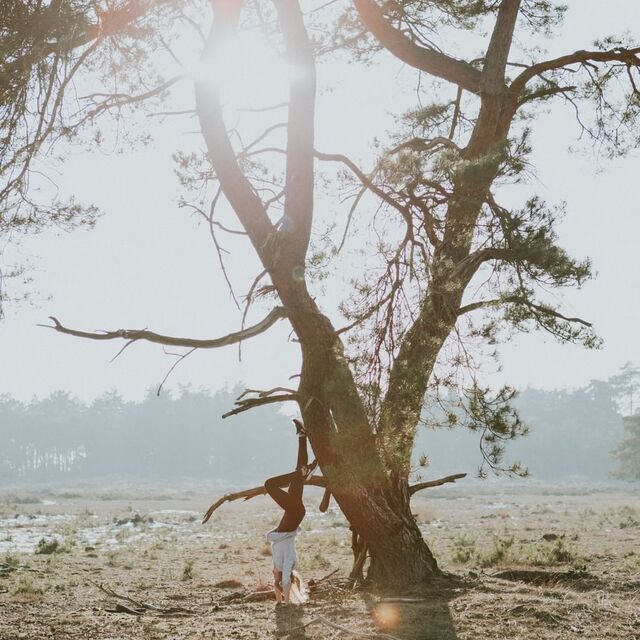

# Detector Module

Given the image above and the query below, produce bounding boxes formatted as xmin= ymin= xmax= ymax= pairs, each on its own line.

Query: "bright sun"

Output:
xmin=187 ymin=29 xmax=301 ymax=115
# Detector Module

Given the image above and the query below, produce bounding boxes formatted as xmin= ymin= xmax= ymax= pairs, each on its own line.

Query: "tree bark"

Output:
xmin=336 ymin=479 xmax=440 ymax=585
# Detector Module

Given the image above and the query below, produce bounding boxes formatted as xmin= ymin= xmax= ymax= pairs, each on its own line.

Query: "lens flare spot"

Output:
xmin=373 ymin=602 xmax=400 ymax=629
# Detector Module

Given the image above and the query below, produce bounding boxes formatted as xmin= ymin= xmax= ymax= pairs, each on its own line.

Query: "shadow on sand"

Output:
xmin=360 ymin=573 xmax=467 ymax=640
xmin=274 ymin=603 xmax=311 ymax=639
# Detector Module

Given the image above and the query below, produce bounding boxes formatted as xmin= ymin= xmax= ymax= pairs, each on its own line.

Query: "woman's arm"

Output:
xmin=273 ymin=570 xmax=283 ymax=603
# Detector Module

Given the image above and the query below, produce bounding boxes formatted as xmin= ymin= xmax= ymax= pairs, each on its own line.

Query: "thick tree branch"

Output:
xmin=457 ymin=296 xmax=592 ymax=327
xmin=201 ymin=472 xmax=466 ymax=523
xmin=518 ymin=84 xmax=577 ymax=106
xmin=273 ymin=0 xmax=316 ymax=260
xmin=40 ymin=307 xmax=288 ymax=349
xmin=510 ymin=46 xmax=640 ymax=95
xmin=195 ymin=0 xmax=276 ymax=265
xmin=481 ymin=0 xmax=522 ymax=95
xmin=352 ymin=0 xmax=482 ymax=94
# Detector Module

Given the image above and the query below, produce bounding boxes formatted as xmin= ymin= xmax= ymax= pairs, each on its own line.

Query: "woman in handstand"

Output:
xmin=264 ymin=419 xmax=316 ymax=605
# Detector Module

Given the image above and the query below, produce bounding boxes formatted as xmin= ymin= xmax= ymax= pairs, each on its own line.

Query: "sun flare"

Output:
xmin=186 ymin=31 xmax=301 ymax=114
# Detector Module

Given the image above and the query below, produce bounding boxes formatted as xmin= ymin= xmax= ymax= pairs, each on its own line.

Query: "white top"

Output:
xmin=266 ymin=527 xmax=300 ymax=586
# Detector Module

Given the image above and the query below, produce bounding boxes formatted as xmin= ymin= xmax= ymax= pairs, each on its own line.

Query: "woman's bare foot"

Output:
xmin=293 ymin=419 xmax=306 ymax=436
xmin=300 ymin=459 xmax=317 ymax=481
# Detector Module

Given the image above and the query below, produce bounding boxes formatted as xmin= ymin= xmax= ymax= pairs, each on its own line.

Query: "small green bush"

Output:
xmin=35 ymin=538 xmax=63 ymax=555
xmin=12 ymin=575 xmax=45 ymax=595
xmin=531 ymin=537 xmax=576 ymax=566
xmin=478 ymin=534 xmax=515 ymax=567
xmin=451 ymin=535 xmax=476 ymax=564
xmin=182 ymin=557 xmax=195 ymax=581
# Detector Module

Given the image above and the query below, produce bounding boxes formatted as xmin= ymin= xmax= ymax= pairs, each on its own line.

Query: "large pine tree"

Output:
xmin=3 ymin=0 xmax=639 ymax=584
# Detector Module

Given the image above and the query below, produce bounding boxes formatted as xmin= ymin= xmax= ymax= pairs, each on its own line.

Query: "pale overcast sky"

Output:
xmin=1 ymin=0 xmax=638 ymax=403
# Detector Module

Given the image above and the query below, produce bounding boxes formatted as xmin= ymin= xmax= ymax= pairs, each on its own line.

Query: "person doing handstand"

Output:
xmin=264 ymin=419 xmax=316 ymax=605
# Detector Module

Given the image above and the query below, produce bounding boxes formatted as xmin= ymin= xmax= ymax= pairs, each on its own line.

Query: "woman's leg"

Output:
xmin=264 ymin=433 xmax=309 ymax=531
xmin=273 ymin=570 xmax=283 ymax=603
xmin=288 ymin=434 xmax=308 ymax=504
xmin=264 ymin=470 xmax=301 ymax=513
xmin=264 ymin=434 xmax=308 ymax=510
xmin=296 ymin=433 xmax=308 ymax=469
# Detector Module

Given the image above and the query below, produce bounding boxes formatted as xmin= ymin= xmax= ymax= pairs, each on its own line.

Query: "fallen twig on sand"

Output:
xmin=280 ymin=616 xmax=402 ymax=640
xmin=376 ymin=597 xmax=429 ymax=603
xmin=92 ymin=581 xmax=196 ymax=616
xmin=310 ymin=568 xmax=339 ymax=586
xmin=243 ymin=589 xmax=274 ymax=602
xmin=105 ymin=603 xmax=145 ymax=616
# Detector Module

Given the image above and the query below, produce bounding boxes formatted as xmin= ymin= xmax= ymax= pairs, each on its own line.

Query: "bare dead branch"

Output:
xmin=238 ymin=102 xmax=289 ymax=113
xmin=314 ymin=150 xmax=413 ymax=230
xmin=336 ymin=286 xmax=398 ymax=335
xmin=79 ymin=75 xmax=184 ymax=121
xmin=337 ymin=184 xmax=367 ymax=254
xmin=408 ymin=472 xmax=467 ymax=495
xmin=238 ymin=269 xmax=269 ymax=360
xmin=518 ymin=85 xmax=577 ymax=106
xmin=146 ymin=109 xmax=197 ymax=119
xmin=235 ymin=387 xmax=297 ymax=401
xmin=449 ymin=86 xmax=463 ymax=139
xmin=179 ymin=195 xmax=242 ymax=310
xmin=221 ymin=393 xmax=299 ymax=419
xmin=157 ymin=347 xmax=197 ymax=396
xmin=40 ymin=307 xmax=288 ymax=349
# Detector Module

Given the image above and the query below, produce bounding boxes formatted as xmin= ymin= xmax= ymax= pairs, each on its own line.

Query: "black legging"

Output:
xmin=264 ymin=435 xmax=308 ymax=532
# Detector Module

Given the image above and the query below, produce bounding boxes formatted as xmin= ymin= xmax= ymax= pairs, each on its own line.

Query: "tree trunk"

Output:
xmin=288 ymin=303 xmax=440 ymax=586
xmin=335 ymin=477 xmax=440 ymax=585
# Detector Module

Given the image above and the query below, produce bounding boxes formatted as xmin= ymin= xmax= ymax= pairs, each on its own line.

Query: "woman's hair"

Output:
xmin=288 ymin=570 xmax=308 ymax=605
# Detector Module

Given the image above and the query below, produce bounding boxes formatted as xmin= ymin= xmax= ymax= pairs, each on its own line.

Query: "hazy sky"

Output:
xmin=1 ymin=0 xmax=639 ymax=404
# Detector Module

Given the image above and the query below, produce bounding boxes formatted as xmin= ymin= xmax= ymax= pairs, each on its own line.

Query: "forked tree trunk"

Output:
xmin=194 ymin=0 xmax=515 ymax=589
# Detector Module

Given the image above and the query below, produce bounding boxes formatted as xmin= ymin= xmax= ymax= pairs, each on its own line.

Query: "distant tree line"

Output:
xmin=0 ymin=386 xmax=299 ymax=485
xmin=0 ymin=370 xmax=638 ymax=485
xmin=414 ymin=366 xmax=640 ymax=481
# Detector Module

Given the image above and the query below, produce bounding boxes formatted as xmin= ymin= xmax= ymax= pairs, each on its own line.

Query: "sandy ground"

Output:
xmin=0 ymin=482 xmax=638 ymax=639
